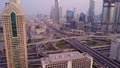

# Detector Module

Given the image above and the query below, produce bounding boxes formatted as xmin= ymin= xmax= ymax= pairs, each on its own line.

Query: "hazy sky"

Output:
xmin=0 ymin=0 xmax=103 ymax=15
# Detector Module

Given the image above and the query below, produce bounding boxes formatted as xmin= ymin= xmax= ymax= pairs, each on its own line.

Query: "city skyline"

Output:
xmin=0 ymin=0 xmax=120 ymax=68
xmin=0 ymin=0 xmax=103 ymax=15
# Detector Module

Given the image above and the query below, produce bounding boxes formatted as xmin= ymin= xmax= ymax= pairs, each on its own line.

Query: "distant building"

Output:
xmin=84 ymin=22 xmax=92 ymax=32
xmin=101 ymin=2 xmax=116 ymax=32
xmin=50 ymin=0 xmax=60 ymax=26
xmin=59 ymin=6 xmax=62 ymax=18
xmin=0 ymin=17 xmax=2 ymax=26
xmin=116 ymin=3 xmax=120 ymax=23
xmin=55 ymin=0 xmax=59 ymax=24
xmin=79 ymin=13 xmax=86 ymax=22
xmin=94 ymin=14 xmax=102 ymax=22
xmin=26 ymin=21 xmax=47 ymax=39
xmin=66 ymin=29 xmax=84 ymax=36
xmin=88 ymin=0 xmax=95 ymax=23
xmin=101 ymin=2 xmax=120 ymax=33
xmin=50 ymin=7 xmax=55 ymax=22
xmin=41 ymin=51 xmax=93 ymax=68
xmin=73 ymin=8 xmax=77 ymax=19
xmin=66 ymin=10 xmax=74 ymax=22
xmin=66 ymin=10 xmax=77 ymax=29
xmin=102 ymin=3 xmax=116 ymax=24
xmin=110 ymin=38 xmax=120 ymax=62
xmin=114 ymin=2 xmax=120 ymax=33
xmin=0 ymin=17 xmax=3 ymax=33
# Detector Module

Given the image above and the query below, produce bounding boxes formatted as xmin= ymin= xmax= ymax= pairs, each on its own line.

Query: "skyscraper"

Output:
xmin=50 ymin=7 xmax=55 ymax=22
xmin=55 ymin=0 xmax=59 ymax=24
xmin=114 ymin=2 xmax=120 ymax=32
xmin=101 ymin=1 xmax=120 ymax=32
xmin=115 ymin=3 xmax=120 ymax=23
xmin=102 ymin=3 xmax=116 ymax=24
xmin=2 ymin=0 xmax=28 ymax=68
xmin=66 ymin=10 xmax=74 ymax=22
xmin=73 ymin=8 xmax=77 ymax=19
xmin=59 ymin=6 xmax=62 ymax=18
xmin=110 ymin=38 xmax=120 ymax=62
xmin=88 ymin=0 xmax=95 ymax=23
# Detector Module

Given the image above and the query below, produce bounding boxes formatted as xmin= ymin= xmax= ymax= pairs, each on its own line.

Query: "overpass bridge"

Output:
xmin=44 ymin=21 xmax=120 ymax=68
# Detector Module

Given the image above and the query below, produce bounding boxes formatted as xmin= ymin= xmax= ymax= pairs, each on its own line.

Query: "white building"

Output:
xmin=41 ymin=51 xmax=93 ymax=68
xmin=110 ymin=38 xmax=120 ymax=62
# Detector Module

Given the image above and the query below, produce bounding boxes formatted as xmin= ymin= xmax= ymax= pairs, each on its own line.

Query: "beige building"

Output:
xmin=65 ymin=29 xmax=84 ymax=36
xmin=41 ymin=51 xmax=93 ymax=68
xmin=2 ymin=0 xmax=28 ymax=68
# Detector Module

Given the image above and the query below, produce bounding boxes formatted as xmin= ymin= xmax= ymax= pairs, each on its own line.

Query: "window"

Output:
xmin=11 ymin=12 xmax=17 ymax=37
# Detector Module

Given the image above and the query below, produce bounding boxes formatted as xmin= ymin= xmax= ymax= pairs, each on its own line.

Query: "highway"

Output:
xmin=28 ymin=35 xmax=89 ymax=46
xmin=0 ymin=45 xmax=111 ymax=68
xmin=44 ymin=21 xmax=120 ymax=68
xmin=93 ymin=45 xmax=110 ymax=51
xmin=0 ymin=21 xmax=119 ymax=68
xmin=28 ymin=34 xmax=112 ymax=46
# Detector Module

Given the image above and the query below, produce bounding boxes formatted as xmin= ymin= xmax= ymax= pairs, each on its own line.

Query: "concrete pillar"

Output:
xmin=42 ymin=65 xmax=46 ymax=68
xmin=67 ymin=61 xmax=72 ymax=68
xmin=90 ymin=58 xmax=93 ymax=68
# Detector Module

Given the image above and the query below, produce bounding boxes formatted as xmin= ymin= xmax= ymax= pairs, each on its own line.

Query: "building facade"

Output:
xmin=55 ymin=0 xmax=59 ymax=24
xmin=114 ymin=2 xmax=120 ymax=32
xmin=110 ymin=38 xmax=120 ymax=62
xmin=59 ymin=6 xmax=62 ymax=18
xmin=41 ymin=51 xmax=93 ymax=68
xmin=101 ymin=1 xmax=120 ymax=33
xmin=88 ymin=0 xmax=95 ymax=23
xmin=2 ymin=0 xmax=28 ymax=68
xmin=66 ymin=10 xmax=74 ymax=22
xmin=101 ymin=2 xmax=116 ymax=32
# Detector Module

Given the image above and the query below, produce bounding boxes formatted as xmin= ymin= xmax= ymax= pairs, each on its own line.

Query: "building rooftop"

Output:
xmin=41 ymin=51 xmax=92 ymax=65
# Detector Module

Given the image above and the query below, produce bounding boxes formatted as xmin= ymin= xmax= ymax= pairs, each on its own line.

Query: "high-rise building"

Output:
xmin=114 ymin=2 xmax=120 ymax=32
xmin=50 ymin=7 xmax=55 ymax=21
xmin=73 ymin=8 xmax=77 ymax=19
xmin=88 ymin=0 xmax=95 ymax=23
xmin=0 ymin=17 xmax=2 ymax=26
xmin=59 ymin=6 xmax=62 ymax=18
xmin=103 ymin=4 xmax=116 ymax=23
xmin=101 ymin=1 xmax=120 ymax=32
xmin=78 ymin=13 xmax=86 ymax=30
xmin=66 ymin=10 xmax=74 ymax=21
xmin=55 ymin=0 xmax=59 ymax=24
xmin=110 ymin=38 xmax=120 ymax=62
xmin=79 ymin=13 xmax=86 ymax=22
xmin=50 ymin=6 xmax=56 ymax=26
xmin=2 ymin=0 xmax=28 ymax=68
xmin=66 ymin=10 xmax=77 ymax=29
xmin=41 ymin=51 xmax=93 ymax=68
xmin=115 ymin=2 xmax=120 ymax=23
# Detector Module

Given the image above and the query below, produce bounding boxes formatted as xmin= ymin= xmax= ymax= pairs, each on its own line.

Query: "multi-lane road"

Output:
xmin=44 ymin=21 xmax=120 ymax=68
xmin=0 ymin=20 xmax=120 ymax=68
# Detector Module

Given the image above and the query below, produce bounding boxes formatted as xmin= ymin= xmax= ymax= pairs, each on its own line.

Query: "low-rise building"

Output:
xmin=41 ymin=51 xmax=93 ymax=68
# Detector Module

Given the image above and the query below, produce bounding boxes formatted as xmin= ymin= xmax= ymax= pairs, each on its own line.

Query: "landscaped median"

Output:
xmin=27 ymin=38 xmax=45 ymax=43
